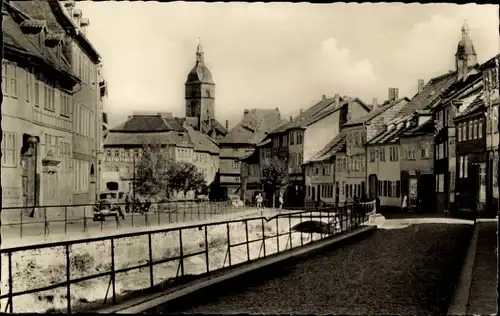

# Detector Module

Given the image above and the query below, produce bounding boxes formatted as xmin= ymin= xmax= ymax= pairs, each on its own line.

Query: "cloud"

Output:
xmin=308 ymin=37 xmax=378 ymax=99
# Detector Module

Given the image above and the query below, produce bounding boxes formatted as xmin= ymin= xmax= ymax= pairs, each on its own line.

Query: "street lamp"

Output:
xmin=27 ymin=136 xmax=39 ymax=218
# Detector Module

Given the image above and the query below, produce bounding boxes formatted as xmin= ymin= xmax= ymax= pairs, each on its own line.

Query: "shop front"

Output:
xmin=401 ymin=169 xmax=435 ymax=213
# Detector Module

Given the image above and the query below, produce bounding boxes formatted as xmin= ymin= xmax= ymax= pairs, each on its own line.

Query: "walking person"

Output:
xmin=125 ymin=192 xmax=131 ymax=213
xmin=278 ymin=192 xmax=284 ymax=211
xmin=401 ymin=194 xmax=408 ymax=213
xmin=256 ymin=193 xmax=263 ymax=209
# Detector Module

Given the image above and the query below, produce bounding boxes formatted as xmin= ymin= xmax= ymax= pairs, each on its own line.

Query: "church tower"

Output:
xmin=185 ymin=42 xmax=216 ymax=131
xmin=455 ymin=23 xmax=478 ymax=82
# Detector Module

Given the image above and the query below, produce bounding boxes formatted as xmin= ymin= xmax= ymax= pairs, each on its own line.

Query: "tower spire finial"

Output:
xmin=461 ymin=20 xmax=469 ymax=37
xmin=196 ymin=38 xmax=204 ymax=63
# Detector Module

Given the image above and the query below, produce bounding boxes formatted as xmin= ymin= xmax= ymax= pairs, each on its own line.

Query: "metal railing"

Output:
xmin=1 ymin=201 xmax=251 ymax=240
xmin=0 ymin=201 xmax=375 ymax=313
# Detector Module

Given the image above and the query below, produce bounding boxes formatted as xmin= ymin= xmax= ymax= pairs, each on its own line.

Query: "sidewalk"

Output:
xmin=448 ymin=219 xmax=498 ymax=315
xmin=1 ymin=208 xmax=279 ymax=249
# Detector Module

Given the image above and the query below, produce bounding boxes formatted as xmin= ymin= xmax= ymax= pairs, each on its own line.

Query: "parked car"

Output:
xmin=93 ymin=192 xmax=123 ymax=221
xmin=228 ymin=195 xmax=244 ymax=207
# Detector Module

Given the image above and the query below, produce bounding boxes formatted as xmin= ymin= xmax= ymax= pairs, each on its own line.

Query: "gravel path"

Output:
xmin=167 ymin=223 xmax=473 ymax=315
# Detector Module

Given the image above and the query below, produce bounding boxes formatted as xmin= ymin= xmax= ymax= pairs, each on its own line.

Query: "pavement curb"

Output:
xmin=100 ymin=225 xmax=377 ymax=314
xmin=447 ymin=222 xmax=480 ymax=315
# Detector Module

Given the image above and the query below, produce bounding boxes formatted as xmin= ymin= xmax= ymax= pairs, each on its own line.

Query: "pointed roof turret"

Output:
xmin=186 ymin=40 xmax=213 ymax=84
xmin=456 ymin=21 xmax=476 ymax=57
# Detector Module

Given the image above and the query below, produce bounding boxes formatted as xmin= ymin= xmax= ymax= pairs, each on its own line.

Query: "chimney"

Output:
xmin=372 ymin=98 xmax=378 ymax=109
xmin=388 ymin=88 xmax=394 ymax=101
xmin=417 ymin=79 xmax=425 ymax=93
xmin=243 ymin=109 xmax=249 ymax=115
xmin=394 ymin=88 xmax=399 ymax=100
xmin=334 ymin=94 xmax=340 ymax=107
xmin=64 ymin=1 xmax=75 ymax=18
xmin=322 ymin=94 xmax=326 ymax=101
xmin=289 ymin=116 xmax=293 ymax=122
xmin=73 ymin=9 xmax=82 ymax=27
xmin=225 ymin=120 xmax=229 ymax=130
xmin=80 ymin=17 xmax=90 ymax=36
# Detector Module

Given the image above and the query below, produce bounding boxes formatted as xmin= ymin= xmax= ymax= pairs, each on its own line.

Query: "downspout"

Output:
xmin=363 ymin=121 xmax=369 ymax=199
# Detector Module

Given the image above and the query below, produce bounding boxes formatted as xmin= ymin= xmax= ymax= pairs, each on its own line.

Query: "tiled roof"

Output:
xmin=307 ymin=131 xmax=346 ymax=163
xmin=401 ymin=119 xmax=434 ymax=137
xmin=110 ymin=114 xmax=185 ymax=133
xmin=343 ymin=97 xmax=409 ymax=127
xmin=20 ymin=19 xmax=47 ymax=29
xmin=3 ymin=4 xmax=73 ymax=76
xmin=367 ymin=118 xmax=412 ymax=145
xmin=398 ymin=71 xmax=457 ymax=116
xmin=221 ymin=109 xmax=285 ymax=144
xmin=104 ymin=131 xmax=191 ymax=147
xmin=185 ymin=125 xmax=219 ymax=154
xmin=271 ymin=97 xmax=340 ymax=134
xmin=455 ymin=95 xmax=485 ymax=120
xmin=12 ymin=0 xmax=101 ymax=63
xmin=431 ymin=68 xmax=483 ymax=109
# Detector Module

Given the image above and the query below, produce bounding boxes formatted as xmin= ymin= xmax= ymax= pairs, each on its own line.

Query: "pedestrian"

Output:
xmin=401 ymin=194 xmax=408 ymax=213
xmin=125 ymin=192 xmax=131 ymax=213
xmin=256 ymin=193 xmax=263 ymax=209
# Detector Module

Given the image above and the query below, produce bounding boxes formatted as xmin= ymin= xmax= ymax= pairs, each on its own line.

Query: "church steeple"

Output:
xmin=455 ymin=22 xmax=477 ymax=81
xmin=196 ymin=40 xmax=204 ymax=64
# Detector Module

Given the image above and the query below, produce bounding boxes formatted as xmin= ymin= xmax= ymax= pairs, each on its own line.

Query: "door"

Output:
xmin=335 ymin=182 xmax=340 ymax=204
xmin=419 ymin=174 xmax=435 ymax=212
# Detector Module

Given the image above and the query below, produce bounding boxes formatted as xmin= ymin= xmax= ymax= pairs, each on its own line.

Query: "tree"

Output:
xmin=134 ymin=141 xmax=171 ymax=199
xmin=262 ymin=157 xmax=289 ymax=208
xmin=167 ymin=162 xmax=206 ymax=198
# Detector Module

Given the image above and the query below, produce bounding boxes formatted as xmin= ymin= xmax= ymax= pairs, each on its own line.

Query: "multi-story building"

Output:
xmin=2 ymin=1 xmax=104 ymax=221
xmin=399 ymin=113 xmax=435 ymax=212
xmin=102 ymin=112 xmax=219 ymax=199
xmin=454 ymin=95 xmax=488 ymax=214
xmin=482 ymin=55 xmax=500 ymax=215
xmin=340 ymin=89 xmax=409 ymax=202
xmin=219 ymin=108 xmax=284 ymax=199
xmin=303 ymin=131 xmax=346 ymax=207
xmin=364 ymin=72 xmax=457 ymax=211
xmin=269 ymin=94 xmax=371 ymax=206
xmin=430 ymin=23 xmax=483 ymax=213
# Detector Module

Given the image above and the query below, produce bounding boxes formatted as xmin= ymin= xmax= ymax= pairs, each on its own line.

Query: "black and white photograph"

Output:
xmin=0 ymin=0 xmax=498 ymax=314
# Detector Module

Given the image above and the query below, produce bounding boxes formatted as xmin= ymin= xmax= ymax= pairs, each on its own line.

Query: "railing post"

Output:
xmin=226 ymin=222 xmax=232 ymax=267
xmin=300 ymin=213 xmax=303 ymax=246
xmin=66 ymin=244 xmax=71 ymax=314
xmin=178 ymin=230 xmax=185 ymax=277
xmin=83 ymin=207 xmax=88 ymax=233
xmin=157 ymin=206 xmax=160 ymax=226
xmin=245 ymin=220 xmax=250 ymax=262
xmin=44 ymin=207 xmax=49 ymax=237
xmin=145 ymin=212 xmax=149 ymax=227
xmin=148 ymin=233 xmax=154 ymax=287
xmin=205 ymin=225 xmax=210 ymax=273
xmin=64 ymin=206 xmax=68 ymax=235
xmin=8 ymin=252 xmax=13 ymax=313
xmin=261 ymin=217 xmax=266 ymax=257
xmin=110 ymin=238 xmax=116 ymax=304
xmin=131 ymin=210 xmax=134 ymax=228
xmin=276 ymin=217 xmax=279 ymax=253
xmin=288 ymin=213 xmax=292 ymax=249
xmin=20 ymin=208 xmax=23 ymax=239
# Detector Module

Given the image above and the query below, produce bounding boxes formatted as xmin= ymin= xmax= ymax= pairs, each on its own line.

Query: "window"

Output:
xmin=436 ymin=174 xmax=445 ymax=193
xmin=389 ymin=146 xmax=399 ymax=161
xmin=378 ymin=148 xmax=384 ymax=161
xmin=369 ymin=149 xmax=375 ymax=162
xmin=478 ymin=119 xmax=483 ymax=138
xmin=26 ymin=69 xmax=31 ymax=102
xmin=290 ymin=132 xmax=295 ymax=145
xmin=421 ymin=142 xmax=430 ymax=159
xmin=232 ymin=160 xmax=239 ymax=169
xmin=2 ymin=61 xmax=18 ymax=98
xmin=44 ymin=85 xmax=56 ymax=111
xmin=1 ymin=132 xmax=16 ymax=167
xmin=468 ymin=121 xmax=473 ymax=140
xmin=60 ymin=92 xmax=72 ymax=117
xmin=34 ymin=81 xmax=40 ymax=106
xmin=462 ymin=123 xmax=467 ymax=141
xmin=464 ymin=156 xmax=468 ymax=178
xmin=473 ymin=120 xmax=477 ymax=139
xmin=282 ymin=135 xmax=288 ymax=147
xmin=458 ymin=123 xmax=462 ymax=141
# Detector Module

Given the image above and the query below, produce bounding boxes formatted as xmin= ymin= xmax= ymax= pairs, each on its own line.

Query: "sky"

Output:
xmin=75 ymin=2 xmax=499 ymax=129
